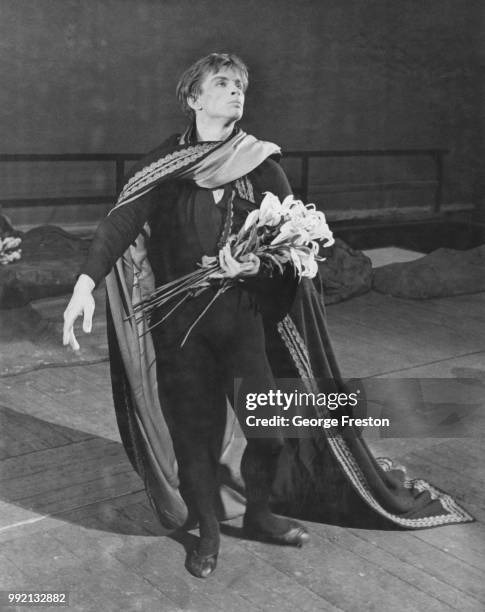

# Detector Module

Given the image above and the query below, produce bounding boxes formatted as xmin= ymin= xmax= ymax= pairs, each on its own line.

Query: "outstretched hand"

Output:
xmin=210 ymin=244 xmax=260 ymax=279
xmin=62 ymin=274 xmax=96 ymax=351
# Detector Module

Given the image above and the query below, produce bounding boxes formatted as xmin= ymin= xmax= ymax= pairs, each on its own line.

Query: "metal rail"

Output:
xmin=283 ymin=149 xmax=447 ymax=213
xmin=0 ymin=148 xmax=448 ymax=213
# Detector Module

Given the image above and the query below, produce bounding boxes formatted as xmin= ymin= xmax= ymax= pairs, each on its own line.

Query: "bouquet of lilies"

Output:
xmin=0 ymin=235 xmax=22 ymax=265
xmin=133 ymin=192 xmax=334 ymax=346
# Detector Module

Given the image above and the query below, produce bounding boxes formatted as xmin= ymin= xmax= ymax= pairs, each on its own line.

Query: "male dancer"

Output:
xmin=63 ymin=53 xmax=309 ymax=578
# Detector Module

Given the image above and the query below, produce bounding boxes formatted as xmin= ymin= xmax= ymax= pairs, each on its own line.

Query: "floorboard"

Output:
xmin=0 ymin=289 xmax=483 ymax=610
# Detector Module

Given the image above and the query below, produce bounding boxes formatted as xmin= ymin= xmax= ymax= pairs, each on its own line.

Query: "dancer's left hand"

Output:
xmin=211 ymin=245 xmax=260 ymax=279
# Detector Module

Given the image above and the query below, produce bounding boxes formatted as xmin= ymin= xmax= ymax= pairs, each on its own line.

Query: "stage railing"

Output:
xmin=0 ymin=148 xmax=448 ymax=214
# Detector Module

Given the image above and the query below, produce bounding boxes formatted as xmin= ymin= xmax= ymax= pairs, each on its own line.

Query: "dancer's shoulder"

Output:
xmin=250 ymin=156 xmax=292 ymax=200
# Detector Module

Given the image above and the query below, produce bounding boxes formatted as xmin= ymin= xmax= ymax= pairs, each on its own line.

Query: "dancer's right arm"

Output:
xmin=62 ymin=190 xmax=157 ymax=350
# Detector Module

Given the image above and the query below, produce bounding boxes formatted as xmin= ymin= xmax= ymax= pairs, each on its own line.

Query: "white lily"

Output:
xmin=257 ymin=192 xmax=283 ymax=227
xmin=289 ymin=247 xmax=303 ymax=276
xmin=298 ymin=248 xmax=319 ymax=278
xmin=303 ymin=211 xmax=335 ymax=243
xmin=241 ymin=208 xmax=260 ymax=233
xmin=271 ymin=220 xmax=310 ymax=246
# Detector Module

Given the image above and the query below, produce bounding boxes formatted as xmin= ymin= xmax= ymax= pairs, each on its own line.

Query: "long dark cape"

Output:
xmin=105 ymin=131 xmax=473 ymax=530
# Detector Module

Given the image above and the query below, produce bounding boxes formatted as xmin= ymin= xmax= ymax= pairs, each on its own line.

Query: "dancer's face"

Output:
xmin=189 ymin=67 xmax=245 ymax=125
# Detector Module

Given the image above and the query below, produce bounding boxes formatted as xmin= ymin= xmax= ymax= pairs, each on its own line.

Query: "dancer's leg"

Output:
xmin=222 ymin=298 xmax=309 ymax=543
xmin=155 ymin=334 xmax=226 ymax=571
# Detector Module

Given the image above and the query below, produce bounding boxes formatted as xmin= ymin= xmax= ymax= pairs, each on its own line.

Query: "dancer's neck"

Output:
xmin=195 ymin=117 xmax=236 ymax=142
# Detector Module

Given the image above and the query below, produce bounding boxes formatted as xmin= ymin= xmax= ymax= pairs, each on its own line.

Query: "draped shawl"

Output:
xmin=105 ymin=127 xmax=473 ymax=530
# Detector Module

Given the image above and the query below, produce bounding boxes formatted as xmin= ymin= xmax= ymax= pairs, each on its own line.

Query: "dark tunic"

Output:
xmin=81 ymin=158 xmax=291 ymax=289
xmin=81 ymin=155 xmax=298 ymax=364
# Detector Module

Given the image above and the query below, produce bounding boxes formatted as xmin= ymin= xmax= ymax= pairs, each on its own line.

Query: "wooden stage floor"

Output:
xmin=0 ymin=290 xmax=484 ymax=611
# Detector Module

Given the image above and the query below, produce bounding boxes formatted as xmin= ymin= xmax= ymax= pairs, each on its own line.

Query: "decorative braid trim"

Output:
xmin=235 ymin=175 xmax=255 ymax=203
xmin=329 ymin=434 xmax=473 ymax=527
xmin=118 ymin=143 xmax=219 ymax=203
xmin=278 ymin=316 xmax=315 ymax=387
xmin=277 ymin=315 xmax=474 ymax=528
xmin=217 ymin=189 xmax=235 ymax=250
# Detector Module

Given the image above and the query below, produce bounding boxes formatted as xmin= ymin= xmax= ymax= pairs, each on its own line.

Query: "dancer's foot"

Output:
xmin=243 ymin=513 xmax=310 ymax=547
xmin=186 ymin=547 xmax=218 ymax=578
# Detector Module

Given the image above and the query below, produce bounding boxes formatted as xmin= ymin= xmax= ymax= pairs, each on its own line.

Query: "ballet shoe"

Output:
xmin=185 ymin=547 xmax=218 ymax=579
xmin=243 ymin=516 xmax=310 ymax=547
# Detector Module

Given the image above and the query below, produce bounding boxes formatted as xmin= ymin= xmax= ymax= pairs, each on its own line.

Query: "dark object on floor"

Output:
xmin=373 ymin=244 xmax=485 ymax=299
xmin=0 ymin=212 xmax=22 ymax=238
xmin=318 ymin=238 xmax=372 ymax=304
xmin=0 ymin=225 xmax=89 ymax=308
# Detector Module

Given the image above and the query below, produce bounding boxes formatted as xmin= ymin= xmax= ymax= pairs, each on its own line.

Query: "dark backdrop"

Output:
xmin=0 ymin=0 xmax=483 ymax=227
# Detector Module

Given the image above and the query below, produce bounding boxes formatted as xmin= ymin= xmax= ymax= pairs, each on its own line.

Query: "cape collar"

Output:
xmin=115 ymin=126 xmax=280 ymax=208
